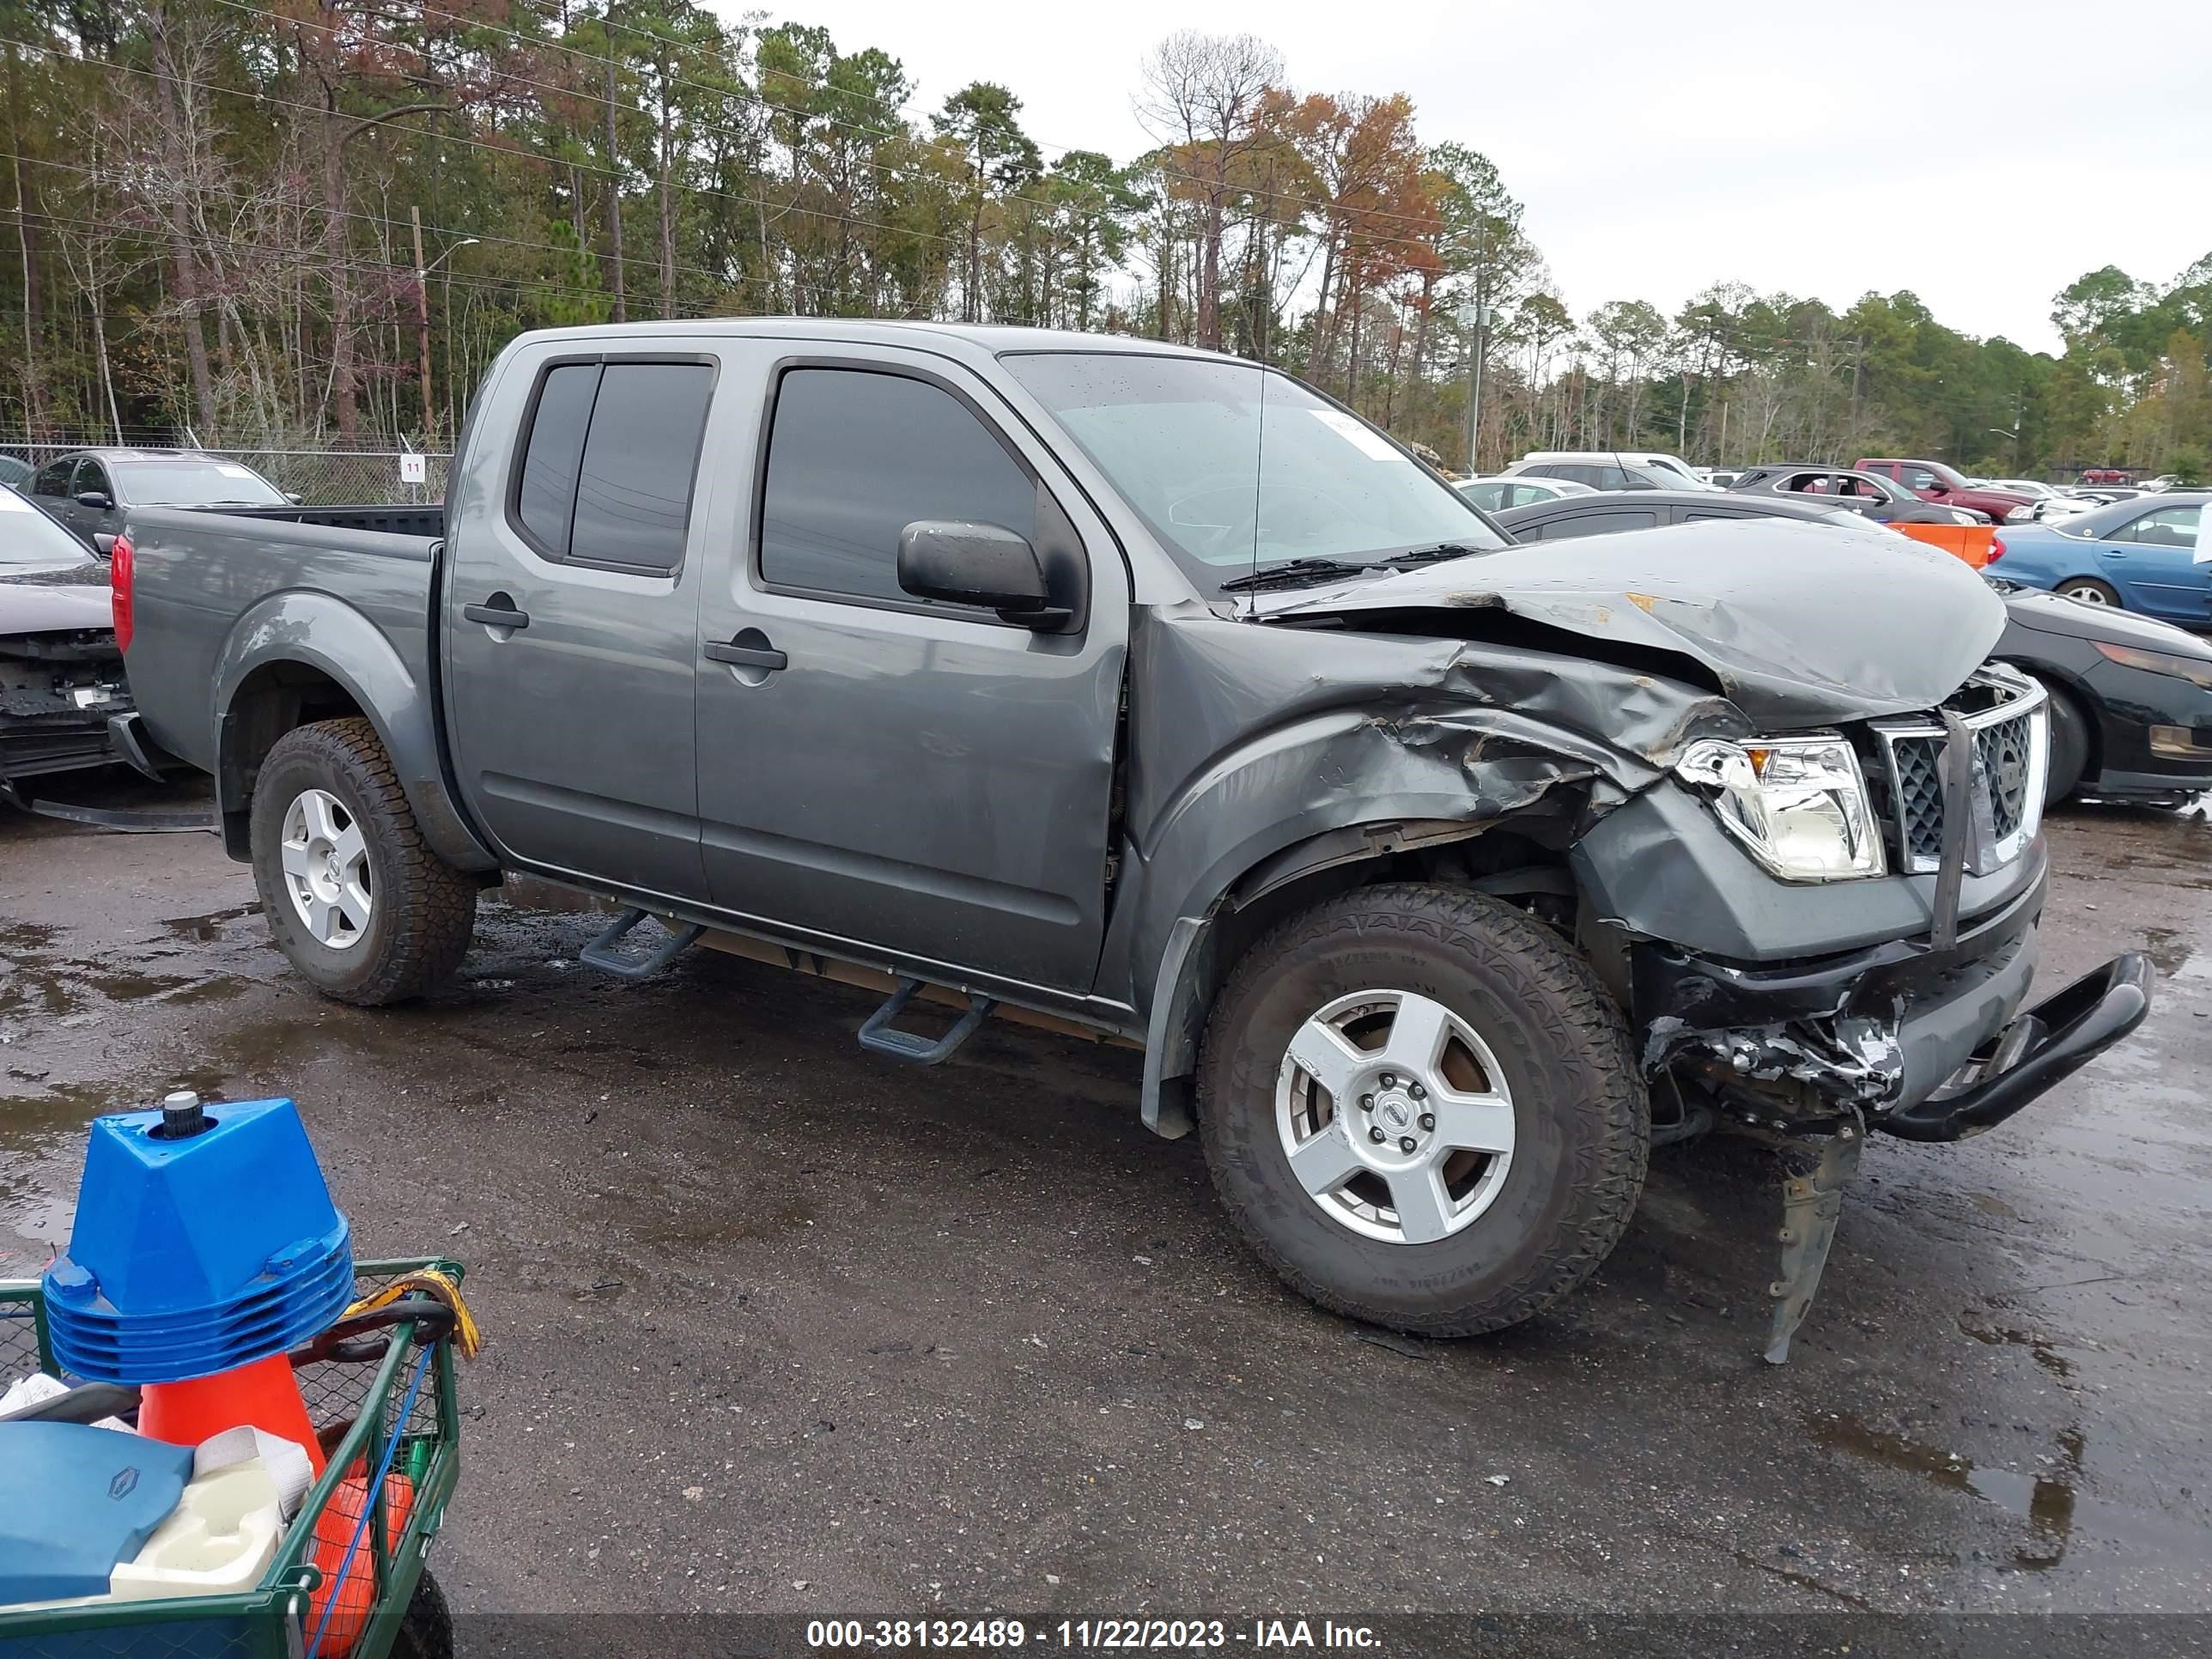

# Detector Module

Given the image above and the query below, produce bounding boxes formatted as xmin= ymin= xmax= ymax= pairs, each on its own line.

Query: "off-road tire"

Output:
xmin=392 ymin=1569 xmax=455 ymax=1659
xmin=1197 ymin=882 xmax=1648 ymax=1338
xmin=249 ymin=718 xmax=477 ymax=1006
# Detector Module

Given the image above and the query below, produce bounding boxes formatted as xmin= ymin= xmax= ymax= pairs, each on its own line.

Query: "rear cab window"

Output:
xmin=510 ymin=359 xmax=715 ymax=573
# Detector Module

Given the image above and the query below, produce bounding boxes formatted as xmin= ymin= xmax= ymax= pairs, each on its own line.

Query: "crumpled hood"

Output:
xmin=0 ymin=562 xmax=116 ymax=636
xmin=1257 ymin=519 xmax=2006 ymax=726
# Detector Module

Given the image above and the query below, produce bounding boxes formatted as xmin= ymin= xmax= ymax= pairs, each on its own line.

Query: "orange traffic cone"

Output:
xmin=138 ymin=1352 xmax=326 ymax=1474
xmin=308 ymin=1465 xmax=416 ymax=1657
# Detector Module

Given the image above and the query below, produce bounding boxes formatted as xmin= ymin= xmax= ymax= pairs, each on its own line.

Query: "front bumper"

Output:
xmin=1880 ymin=953 xmax=2152 ymax=1140
xmin=1632 ymin=857 xmax=2151 ymax=1133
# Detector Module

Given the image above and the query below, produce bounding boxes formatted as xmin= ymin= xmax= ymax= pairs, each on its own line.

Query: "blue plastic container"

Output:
xmin=42 ymin=1097 xmax=352 ymax=1385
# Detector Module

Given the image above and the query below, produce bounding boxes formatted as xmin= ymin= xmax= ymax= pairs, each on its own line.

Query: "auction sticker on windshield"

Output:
xmin=1308 ymin=408 xmax=1401 ymax=461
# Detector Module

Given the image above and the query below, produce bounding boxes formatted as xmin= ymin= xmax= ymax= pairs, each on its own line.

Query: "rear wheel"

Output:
xmin=249 ymin=719 xmax=477 ymax=1006
xmin=2057 ymin=577 xmax=2121 ymax=607
xmin=1197 ymin=883 xmax=1648 ymax=1338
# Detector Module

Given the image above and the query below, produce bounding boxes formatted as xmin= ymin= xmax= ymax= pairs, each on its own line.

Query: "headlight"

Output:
xmin=1949 ymin=508 xmax=1984 ymax=525
xmin=1675 ymin=736 xmax=1887 ymax=881
xmin=2006 ymin=505 xmax=2036 ymax=523
xmin=2094 ymin=638 xmax=2212 ymax=690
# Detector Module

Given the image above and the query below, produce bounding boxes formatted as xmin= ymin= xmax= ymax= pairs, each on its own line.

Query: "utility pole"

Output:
xmin=411 ymin=206 xmax=434 ymax=445
xmin=410 ymin=213 xmax=475 ymax=448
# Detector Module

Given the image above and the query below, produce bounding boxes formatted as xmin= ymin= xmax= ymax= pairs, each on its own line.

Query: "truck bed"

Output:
xmin=189 ymin=502 xmax=447 ymax=539
xmin=120 ymin=502 xmax=442 ymax=781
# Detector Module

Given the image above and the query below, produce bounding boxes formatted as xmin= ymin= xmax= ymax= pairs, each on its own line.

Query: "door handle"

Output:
xmin=463 ymin=599 xmax=530 ymax=629
xmin=703 ymin=640 xmax=787 ymax=671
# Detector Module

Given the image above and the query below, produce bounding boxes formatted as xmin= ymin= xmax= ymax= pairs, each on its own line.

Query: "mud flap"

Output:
xmin=1764 ymin=1117 xmax=1864 ymax=1365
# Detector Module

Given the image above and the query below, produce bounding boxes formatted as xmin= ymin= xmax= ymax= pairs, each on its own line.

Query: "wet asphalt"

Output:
xmin=3 ymin=781 xmax=2209 ymax=1638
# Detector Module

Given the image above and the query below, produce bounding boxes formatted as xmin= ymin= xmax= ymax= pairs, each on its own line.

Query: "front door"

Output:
xmin=692 ymin=348 xmax=1127 ymax=994
xmin=70 ymin=459 xmax=121 ymax=552
xmin=2102 ymin=504 xmax=2207 ymax=622
xmin=442 ymin=345 xmax=722 ymax=900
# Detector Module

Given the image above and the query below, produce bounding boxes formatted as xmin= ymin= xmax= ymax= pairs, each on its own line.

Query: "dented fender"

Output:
xmin=1105 ymin=607 xmax=1753 ymax=1125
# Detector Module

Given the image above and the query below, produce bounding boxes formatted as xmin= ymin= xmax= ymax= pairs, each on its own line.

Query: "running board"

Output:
xmin=579 ymin=907 xmax=703 ymax=980
xmin=858 ymin=977 xmax=996 ymax=1066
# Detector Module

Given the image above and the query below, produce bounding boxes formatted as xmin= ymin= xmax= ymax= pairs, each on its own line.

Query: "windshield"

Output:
xmin=112 ymin=460 xmax=286 ymax=506
xmin=1001 ymin=352 xmax=1504 ymax=590
xmin=1632 ymin=465 xmax=1705 ymax=492
xmin=0 ymin=489 xmax=98 ymax=566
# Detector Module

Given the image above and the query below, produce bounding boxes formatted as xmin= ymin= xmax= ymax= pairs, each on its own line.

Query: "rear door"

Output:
xmin=442 ymin=342 xmax=720 ymax=900
xmin=691 ymin=345 xmax=1128 ymax=994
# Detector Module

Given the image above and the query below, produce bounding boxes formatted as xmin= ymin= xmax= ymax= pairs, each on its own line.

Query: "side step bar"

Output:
xmin=858 ymin=978 xmax=997 ymax=1066
xmin=579 ymin=907 xmax=704 ymax=980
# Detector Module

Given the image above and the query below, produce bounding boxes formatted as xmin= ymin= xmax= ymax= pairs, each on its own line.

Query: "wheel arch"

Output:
xmin=213 ymin=591 xmax=496 ymax=871
xmin=1137 ymin=815 xmax=1586 ymax=1139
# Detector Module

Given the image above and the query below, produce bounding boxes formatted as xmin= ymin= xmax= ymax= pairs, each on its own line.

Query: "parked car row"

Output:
xmin=1491 ymin=489 xmax=2212 ymax=808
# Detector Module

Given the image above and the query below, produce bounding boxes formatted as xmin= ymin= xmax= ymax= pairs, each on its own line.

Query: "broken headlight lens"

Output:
xmin=1675 ymin=736 xmax=1886 ymax=882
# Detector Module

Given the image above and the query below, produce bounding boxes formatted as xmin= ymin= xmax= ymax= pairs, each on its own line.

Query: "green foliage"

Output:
xmin=0 ymin=0 xmax=2199 ymax=482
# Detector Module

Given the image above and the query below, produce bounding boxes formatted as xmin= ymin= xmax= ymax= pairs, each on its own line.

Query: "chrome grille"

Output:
xmin=1870 ymin=668 xmax=2047 ymax=876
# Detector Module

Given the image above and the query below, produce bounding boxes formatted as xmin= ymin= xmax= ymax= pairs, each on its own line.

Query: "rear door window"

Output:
xmin=511 ymin=360 xmax=714 ymax=572
xmin=758 ymin=367 xmax=1038 ymax=607
xmin=31 ymin=459 xmax=71 ymax=497
xmin=1546 ymin=508 xmax=1661 ymax=538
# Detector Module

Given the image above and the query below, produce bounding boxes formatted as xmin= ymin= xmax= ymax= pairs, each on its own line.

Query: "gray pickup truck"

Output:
xmin=113 ymin=320 xmax=2150 ymax=1359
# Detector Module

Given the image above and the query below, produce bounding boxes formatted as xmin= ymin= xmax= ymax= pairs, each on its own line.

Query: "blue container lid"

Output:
xmin=0 ymin=1424 xmax=193 ymax=1605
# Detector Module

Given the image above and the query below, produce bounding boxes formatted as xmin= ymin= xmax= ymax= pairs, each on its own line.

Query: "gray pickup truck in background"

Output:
xmin=112 ymin=320 xmax=2151 ymax=1359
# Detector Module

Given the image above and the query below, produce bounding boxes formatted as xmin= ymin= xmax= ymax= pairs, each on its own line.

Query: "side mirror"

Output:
xmin=286 ymin=491 xmax=305 ymax=505
xmin=92 ymin=532 xmax=116 ymax=557
xmin=1923 ymin=483 xmax=1948 ymax=496
xmin=76 ymin=490 xmax=113 ymax=510
xmin=897 ymin=520 xmax=1067 ymax=628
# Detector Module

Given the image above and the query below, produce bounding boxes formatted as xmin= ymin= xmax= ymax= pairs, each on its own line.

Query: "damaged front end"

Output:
xmin=0 ymin=624 xmax=131 ymax=796
xmin=1590 ymin=665 xmax=2151 ymax=1359
xmin=1136 ymin=523 xmax=2148 ymax=1360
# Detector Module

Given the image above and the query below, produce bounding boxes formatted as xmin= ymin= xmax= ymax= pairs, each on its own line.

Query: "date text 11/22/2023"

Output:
xmin=805 ymin=1620 xmax=1384 ymax=1650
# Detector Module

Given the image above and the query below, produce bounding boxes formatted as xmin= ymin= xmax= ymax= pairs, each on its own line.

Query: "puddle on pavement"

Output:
xmin=160 ymin=903 xmax=262 ymax=942
xmin=1958 ymin=1316 xmax=2074 ymax=1380
xmin=1 ymin=1069 xmax=231 ymax=1250
xmin=2141 ymin=927 xmax=2194 ymax=977
xmin=1808 ymin=1412 xmax=2080 ymax=1571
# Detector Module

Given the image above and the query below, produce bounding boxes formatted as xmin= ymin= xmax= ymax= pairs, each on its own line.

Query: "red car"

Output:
xmin=1855 ymin=458 xmax=2033 ymax=523
xmin=2080 ymin=467 xmax=2133 ymax=486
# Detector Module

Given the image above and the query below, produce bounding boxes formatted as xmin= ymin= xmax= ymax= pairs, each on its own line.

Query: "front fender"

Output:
xmin=213 ymin=589 xmax=495 ymax=871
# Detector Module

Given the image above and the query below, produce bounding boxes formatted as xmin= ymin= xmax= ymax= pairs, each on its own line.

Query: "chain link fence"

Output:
xmin=0 ymin=441 xmax=449 ymax=506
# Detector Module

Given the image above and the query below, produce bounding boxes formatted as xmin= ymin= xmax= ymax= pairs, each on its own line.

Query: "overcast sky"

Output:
xmin=714 ymin=0 xmax=2211 ymax=354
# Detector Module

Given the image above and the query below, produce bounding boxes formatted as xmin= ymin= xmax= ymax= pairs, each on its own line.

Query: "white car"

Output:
xmin=1508 ymin=450 xmax=1721 ymax=490
xmin=1455 ymin=475 xmax=1597 ymax=513
xmin=2036 ymin=488 xmax=2142 ymax=525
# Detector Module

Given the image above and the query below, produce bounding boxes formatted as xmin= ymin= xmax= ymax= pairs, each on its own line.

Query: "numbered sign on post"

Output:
xmin=399 ymin=453 xmax=428 ymax=485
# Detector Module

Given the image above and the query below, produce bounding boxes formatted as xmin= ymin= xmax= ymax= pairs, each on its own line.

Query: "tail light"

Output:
xmin=1986 ymin=535 xmax=2005 ymax=564
xmin=110 ymin=532 xmax=135 ymax=652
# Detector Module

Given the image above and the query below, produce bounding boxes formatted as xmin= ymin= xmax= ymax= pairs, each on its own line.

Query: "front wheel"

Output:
xmin=249 ymin=718 xmax=477 ymax=1006
xmin=1197 ymin=884 xmax=1649 ymax=1338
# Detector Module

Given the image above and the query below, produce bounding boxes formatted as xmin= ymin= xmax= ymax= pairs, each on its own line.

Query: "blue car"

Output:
xmin=1989 ymin=493 xmax=2208 ymax=627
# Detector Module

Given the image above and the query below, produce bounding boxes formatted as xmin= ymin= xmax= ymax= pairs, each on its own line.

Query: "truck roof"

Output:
xmin=504 ymin=317 xmax=1221 ymax=364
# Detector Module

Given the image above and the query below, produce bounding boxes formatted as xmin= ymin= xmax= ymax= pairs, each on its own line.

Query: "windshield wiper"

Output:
xmin=1217 ymin=557 xmax=1377 ymax=592
xmin=1378 ymin=542 xmax=1486 ymax=567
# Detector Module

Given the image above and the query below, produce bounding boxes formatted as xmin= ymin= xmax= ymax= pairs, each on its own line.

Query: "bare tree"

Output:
xmin=1134 ymin=29 xmax=1282 ymax=353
